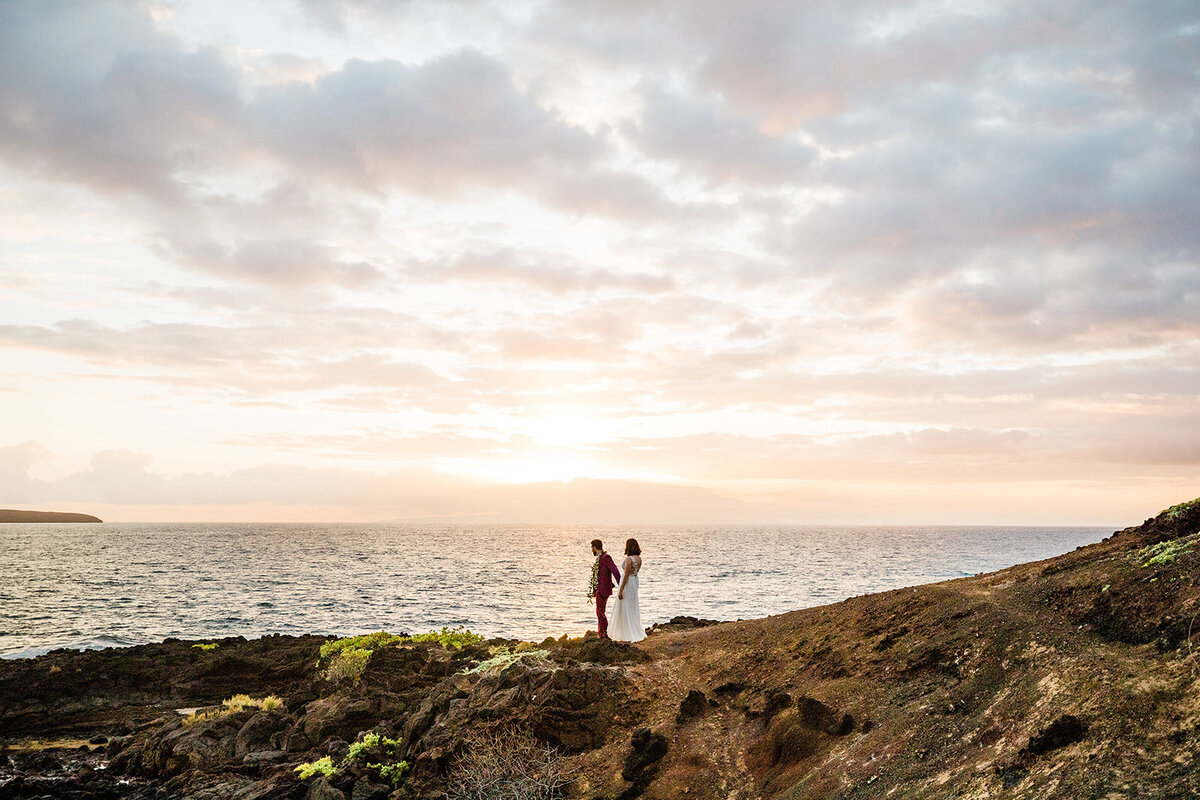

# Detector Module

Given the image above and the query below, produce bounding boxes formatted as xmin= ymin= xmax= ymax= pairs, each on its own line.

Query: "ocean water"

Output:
xmin=0 ymin=523 xmax=1112 ymax=659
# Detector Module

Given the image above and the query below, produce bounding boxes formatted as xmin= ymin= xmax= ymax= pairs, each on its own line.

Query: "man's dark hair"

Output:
xmin=591 ymin=539 xmax=603 ymax=551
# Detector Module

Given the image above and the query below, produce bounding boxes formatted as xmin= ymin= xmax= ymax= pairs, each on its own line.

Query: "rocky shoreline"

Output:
xmin=2 ymin=498 xmax=1197 ymax=799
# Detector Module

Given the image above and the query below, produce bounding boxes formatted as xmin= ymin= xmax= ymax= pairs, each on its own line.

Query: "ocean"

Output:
xmin=0 ymin=522 xmax=1113 ymax=659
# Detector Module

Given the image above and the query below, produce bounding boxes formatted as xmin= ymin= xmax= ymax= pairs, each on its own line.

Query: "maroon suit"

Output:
xmin=594 ymin=552 xmax=621 ymax=639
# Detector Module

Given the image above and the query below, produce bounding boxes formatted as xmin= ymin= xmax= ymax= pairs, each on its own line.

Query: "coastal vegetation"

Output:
xmin=318 ymin=627 xmax=485 ymax=683
xmin=464 ymin=645 xmax=552 ymax=674
xmin=182 ymin=694 xmax=283 ymax=726
xmin=1162 ymin=497 xmax=1200 ymax=520
xmin=294 ymin=756 xmax=335 ymax=779
xmin=1137 ymin=535 xmax=1195 ymax=567
xmin=295 ymin=731 xmax=408 ymax=787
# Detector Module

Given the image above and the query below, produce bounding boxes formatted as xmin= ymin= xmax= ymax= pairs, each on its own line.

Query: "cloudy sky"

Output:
xmin=1 ymin=0 xmax=1197 ymax=524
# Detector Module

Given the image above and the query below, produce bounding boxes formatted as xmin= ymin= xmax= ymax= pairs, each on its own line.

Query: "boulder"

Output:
xmin=748 ymin=709 xmax=824 ymax=769
xmin=621 ymin=728 xmax=669 ymax=783
xmin=796 ymin=696 xmax=854 ymax=735
xmin=676 ymin=689 xmax=708 ymax=724
xmin=1022 ymin=715 xmax=1087 ymax=757
xmin=350 ymin=778 xmax=392 ymax=800
xmin=235 ymin=710 xmax=291 ymax=756
xmin=302 ymin=696 xmax=375 ymax=745
xmin=307 ymin=776 xmax=347 ymax=800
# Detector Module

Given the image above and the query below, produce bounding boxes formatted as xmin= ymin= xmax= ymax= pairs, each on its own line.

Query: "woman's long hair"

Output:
xmin=625 ymin=538 xmax=641 ymax=556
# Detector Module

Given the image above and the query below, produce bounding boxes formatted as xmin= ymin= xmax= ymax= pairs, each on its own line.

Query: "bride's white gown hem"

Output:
xmin=608 ymin=557 xmax=645 ymax=643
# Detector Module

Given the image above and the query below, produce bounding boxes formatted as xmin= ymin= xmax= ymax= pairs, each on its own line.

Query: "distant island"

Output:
xmin=0 ymin=509 xmax=102 ymax=523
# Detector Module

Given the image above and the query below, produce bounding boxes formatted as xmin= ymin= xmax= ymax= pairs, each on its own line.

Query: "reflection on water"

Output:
xmin=0 ymin=522 xmax=1110 ymax=657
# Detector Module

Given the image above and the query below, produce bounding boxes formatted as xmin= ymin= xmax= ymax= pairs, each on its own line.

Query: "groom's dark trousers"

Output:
xmin=595 ymin=551 xmax=621 ymax=639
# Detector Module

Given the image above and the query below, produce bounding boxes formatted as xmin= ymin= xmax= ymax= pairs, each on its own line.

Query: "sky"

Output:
xmin=1 ymin=0 xmax=1197 ymax=525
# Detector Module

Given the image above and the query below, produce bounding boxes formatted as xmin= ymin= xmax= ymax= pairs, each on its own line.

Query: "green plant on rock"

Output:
xmin=406 ymin=626 xmax=485 ymax=649
xmin=319 ymin=631 xmax=406 ymax=662
xmin=371 ymin=760 xmax=409 ymax=786
xmin=319 ymin=627 xmax=484 ymax=683
xmin=464 ymin=646 xmax=551 ymax=675
xmin=295 ymin=731 xmax=408 ymax=786
xmin=1138 ymin=536 xmax=1196 ymax=568
xmin=191 ymin=642 xmax=218 ymax=651
xmin=323 ymin=647 xmax=375 ymax=683
xmin=295 ymin=756 xmax=336 ymax=780
xmin=1161 ymin=497 xmax=1200 ymax=520
xmin=347 ymin=731 xmax=402 ymax=761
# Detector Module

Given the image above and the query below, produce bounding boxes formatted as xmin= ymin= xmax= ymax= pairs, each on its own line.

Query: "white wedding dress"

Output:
xmin=608 ymin=556 xmax=645 ymax=643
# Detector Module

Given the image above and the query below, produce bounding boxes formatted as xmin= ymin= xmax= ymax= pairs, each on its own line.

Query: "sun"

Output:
xmin=434 ymin=415 xmax=616 ymax=484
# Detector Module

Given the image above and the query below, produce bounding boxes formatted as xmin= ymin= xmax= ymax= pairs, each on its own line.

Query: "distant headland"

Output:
xmin=0 ymin=509 xmax=102 ymax=523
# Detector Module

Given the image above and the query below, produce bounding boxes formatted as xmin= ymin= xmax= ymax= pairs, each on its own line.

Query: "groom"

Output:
xmin=588 ymin=539 xmax=621 ymax=640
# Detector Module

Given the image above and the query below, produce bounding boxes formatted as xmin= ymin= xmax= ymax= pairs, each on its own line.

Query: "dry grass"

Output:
xmin=446 ymin=726 xmax=577 ymax=800
xmin=182 ymin=694 xmax=284 ymax=726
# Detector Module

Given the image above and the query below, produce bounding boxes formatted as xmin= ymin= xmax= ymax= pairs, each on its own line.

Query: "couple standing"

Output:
xmin=588 ymin=538 xmax=645 ymax=642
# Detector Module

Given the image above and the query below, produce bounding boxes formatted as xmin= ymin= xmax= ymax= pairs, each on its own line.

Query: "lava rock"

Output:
xmin=350 ymin=778 xmax=392 ymax=800
xmin=763 ymin=691 xmax=793 ymax=722
xmin=676 ymin=689 xmax=708 ymax=724
xmin=796 ymin=696 xmax=854 ymax=735
xmin=242 ymin=749 xmax=287 ymax=765
xmin=235 ymin=710 xmax=290 ymax=756
xmin=1023 ymin=715 xmax=1087 ymax=756
xmin=302 ymin=697 xmax=375 ymax=745
xmin=307 ymin=775 xmax=347 ymax=800
xmin=621 ymin=728 xmax=669 ymax=784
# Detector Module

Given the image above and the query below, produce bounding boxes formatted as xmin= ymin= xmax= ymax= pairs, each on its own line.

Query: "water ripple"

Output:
xmin=0 ymin=522 xmax=1110 ymax=658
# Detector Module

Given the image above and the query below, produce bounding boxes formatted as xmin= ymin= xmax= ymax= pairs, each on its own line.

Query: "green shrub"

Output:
xmin=319 ymin=631 xmax=406 ymax=662
xmin=319 ymin=628 xmax=484 ymax=683
xmin=323 ymin=647 xmax=374 ymax=683
xmin=464 ymin=647 xmax=551 ymax=675
xmin=407 ymin=626 xmax=485 ymax=649
xmin=295 ymin=756 xmax=336 ymax=780
xmin=1161 ymin=497 xmax=1200 ymax=520
xmin=375 ymin=760 xmax=409 ymax=786
xmin=1138 ymin=537 xmax=1194 ymax=567
xmin=347 ymin=731 xmax=402 ymax=761
xmin=191 ymin=643 xmax=218 ymax=651
xmin=295 ymin=731 xmax=407 ymax=787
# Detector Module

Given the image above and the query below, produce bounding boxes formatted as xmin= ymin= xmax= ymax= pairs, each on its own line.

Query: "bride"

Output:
xmin=609 ymin=538 xmax=645 ymax=643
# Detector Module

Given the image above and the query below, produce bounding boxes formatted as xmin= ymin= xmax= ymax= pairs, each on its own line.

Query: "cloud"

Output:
xmin=415 ymin=247 xmax=675 ymax=295
xmin=1 ymin=1 xmax=1198 ymax=524
xmin=0 ymin=1 xmax=243 ymax=203
xmin=0 ymin=2 xmax=707 ymax=295
xmin=625 ymin=86 xmax=817 ymax=185
xmin=254 ymin=51 xmax=597 ymax=194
